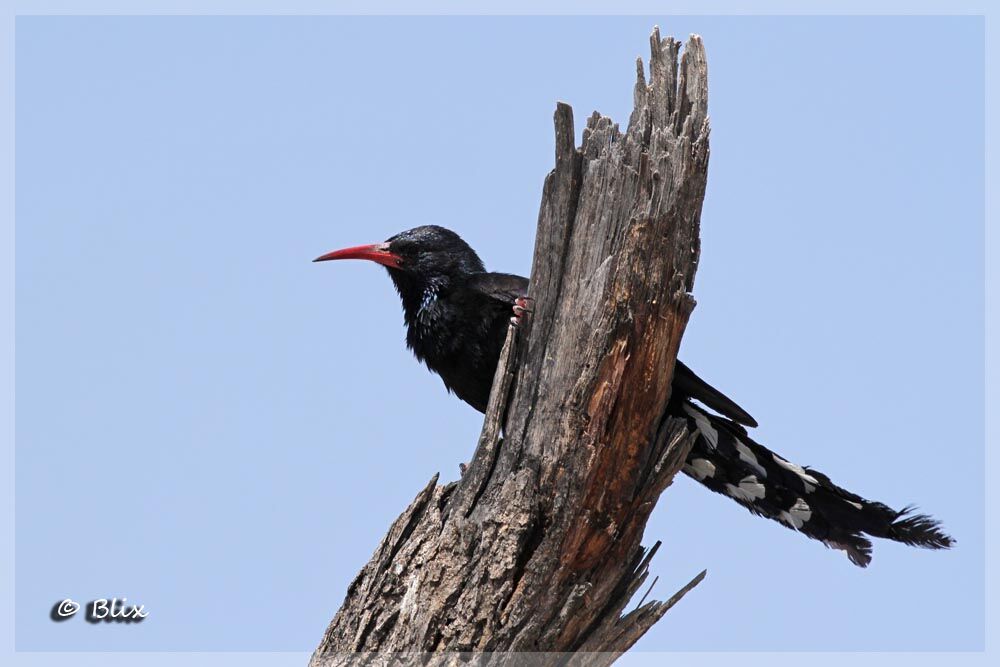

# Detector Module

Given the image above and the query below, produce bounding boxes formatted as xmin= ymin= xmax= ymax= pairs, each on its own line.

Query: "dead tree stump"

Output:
xmin=311 ymin=27 xmax=711 ymax=665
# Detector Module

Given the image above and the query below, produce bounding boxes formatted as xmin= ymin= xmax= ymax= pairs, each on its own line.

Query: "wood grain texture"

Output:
xmin=311 ymin=28 xmax=711 ymax=665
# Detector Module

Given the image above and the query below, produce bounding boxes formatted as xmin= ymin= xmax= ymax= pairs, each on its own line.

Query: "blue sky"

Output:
xmin=14 ymin=15 xmax=984 ymax=652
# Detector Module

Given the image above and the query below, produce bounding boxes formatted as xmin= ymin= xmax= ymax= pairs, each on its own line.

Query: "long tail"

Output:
xmin=678 ymin=400 xmax=954 ymax=567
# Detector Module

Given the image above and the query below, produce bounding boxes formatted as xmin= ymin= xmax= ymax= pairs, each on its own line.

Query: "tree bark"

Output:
xmin=311 ymin=27 xmax=711 ymax=666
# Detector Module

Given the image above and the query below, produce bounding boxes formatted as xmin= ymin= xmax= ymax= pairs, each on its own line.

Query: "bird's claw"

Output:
xmin=510 ymin=297 xmax=534 ymax=327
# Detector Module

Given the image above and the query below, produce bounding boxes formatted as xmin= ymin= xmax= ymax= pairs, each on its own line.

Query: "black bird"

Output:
xmin=315 ymin=225 xmax=953 ymax=567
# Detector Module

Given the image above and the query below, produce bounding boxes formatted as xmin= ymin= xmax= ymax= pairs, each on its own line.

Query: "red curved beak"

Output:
xmin=312 ymin=243 xmax=402 ymax=268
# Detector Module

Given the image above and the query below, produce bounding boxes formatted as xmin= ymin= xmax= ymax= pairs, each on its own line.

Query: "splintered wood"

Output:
xmin=311 ymin=27 xmax=711 ymax=666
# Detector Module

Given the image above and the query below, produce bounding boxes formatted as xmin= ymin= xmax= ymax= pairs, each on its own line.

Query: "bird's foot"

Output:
xmin=510 ymin=296 xmax=534 ymax=327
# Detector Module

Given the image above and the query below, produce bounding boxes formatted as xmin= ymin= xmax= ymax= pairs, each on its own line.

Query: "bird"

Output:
xmin=314 ymin=224 xmax=953 ymax=567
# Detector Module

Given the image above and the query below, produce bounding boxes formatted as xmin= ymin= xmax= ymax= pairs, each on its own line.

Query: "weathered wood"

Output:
xmin=311 ymin=27 xmax=711 ymax=665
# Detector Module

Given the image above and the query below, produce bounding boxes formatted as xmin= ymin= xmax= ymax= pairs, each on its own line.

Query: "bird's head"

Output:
xmin=313 ymin=225 xmax=483 ymax=279
xmin=314 ymin=225 xmax=484 ymax=277
xmin=314 ymin=225 xmax=485 ymax=312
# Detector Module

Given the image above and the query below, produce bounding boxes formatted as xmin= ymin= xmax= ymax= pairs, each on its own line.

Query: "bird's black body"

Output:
xmin=395 ymin=268 xmax=525 ymax=413
xmin=316 ymin=225 xmax=953 ymax=567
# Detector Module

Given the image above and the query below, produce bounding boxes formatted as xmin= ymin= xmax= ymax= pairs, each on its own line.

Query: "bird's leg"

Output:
xmin=510 ymin=296 xmax=534 ymax=327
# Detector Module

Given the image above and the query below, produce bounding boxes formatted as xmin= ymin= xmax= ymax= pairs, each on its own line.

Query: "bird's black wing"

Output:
xmin=464 ymin=272 xmax=529 ymax=305
xmin=672 ymin=360 xmax=758 ymax=428
xmin=466 ymin=271 xmax=757 ymax=428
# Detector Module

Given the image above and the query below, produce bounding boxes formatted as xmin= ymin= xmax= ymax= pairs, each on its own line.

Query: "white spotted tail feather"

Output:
xmin=679 ymin=402 xmax=955 ymax=567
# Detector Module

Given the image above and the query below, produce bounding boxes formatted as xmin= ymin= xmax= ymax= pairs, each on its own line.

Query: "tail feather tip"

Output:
xmin=824 ymin=536 xmax=873 ymax=568
xmin=890 ymin=506 xmax=955 ymax=550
